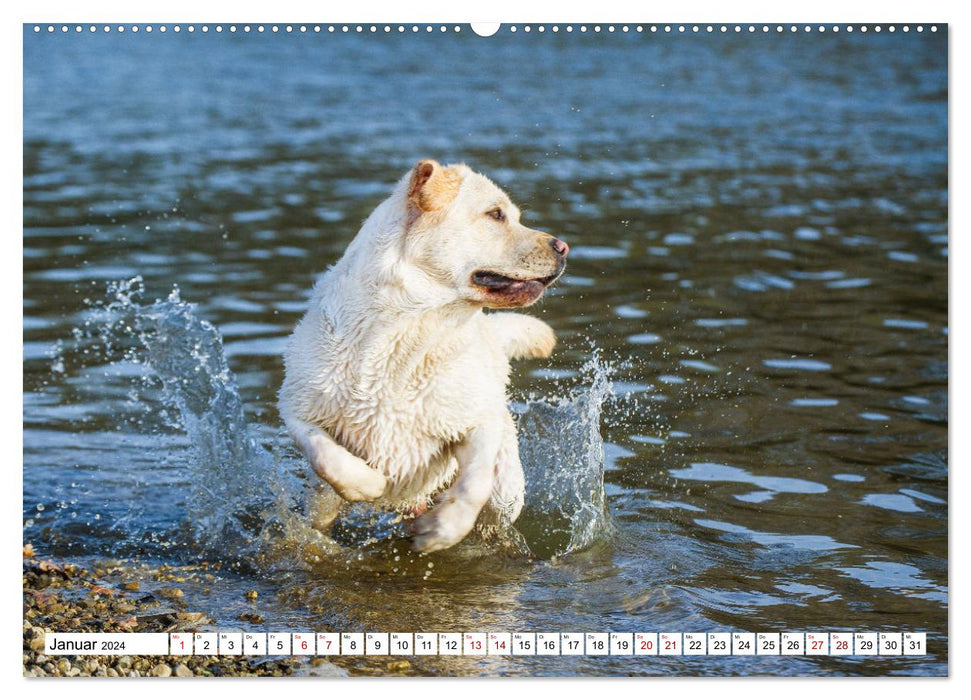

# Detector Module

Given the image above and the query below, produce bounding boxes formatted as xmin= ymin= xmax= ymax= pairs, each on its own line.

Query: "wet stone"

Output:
xmin=157 ymin=587 xmax=184 ymax=600
xmin=149 ymin=663 xmax=173 ymax=677
xmin=28 ymin=635 xmax=46 ymax=652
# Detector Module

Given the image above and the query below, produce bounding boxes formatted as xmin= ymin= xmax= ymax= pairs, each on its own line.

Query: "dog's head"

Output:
xmin=399 ymin=159 xmax=568 ymax=309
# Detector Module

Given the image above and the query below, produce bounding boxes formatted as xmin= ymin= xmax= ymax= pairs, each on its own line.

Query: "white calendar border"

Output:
xmin=8 ymin=0 xmax=961 ymax=693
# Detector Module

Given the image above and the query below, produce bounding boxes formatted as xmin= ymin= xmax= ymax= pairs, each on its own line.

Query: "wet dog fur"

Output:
xmin=278 ymin=160 xmax=568 ymax=552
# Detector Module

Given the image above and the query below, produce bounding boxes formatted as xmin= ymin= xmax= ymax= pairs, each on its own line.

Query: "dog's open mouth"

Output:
xmin=471 ymin=269 xmax=561 ymax=294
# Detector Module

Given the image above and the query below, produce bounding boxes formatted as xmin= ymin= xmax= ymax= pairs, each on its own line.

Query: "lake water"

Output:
xmin=23 ymin=26 xmax=948 ymax=676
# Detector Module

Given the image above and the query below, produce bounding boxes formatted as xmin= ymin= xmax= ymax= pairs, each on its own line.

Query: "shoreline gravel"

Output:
xmin=22 ymin=545 xmax=347 ymax=678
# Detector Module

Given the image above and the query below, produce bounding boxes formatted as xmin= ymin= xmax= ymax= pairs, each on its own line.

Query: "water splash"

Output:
xmin=56 ymin=278 xmax=615 ymax=565
xmin=515 ymin=355 xmax=617 ymax=558
xmin=132 ymin=285 xmax=283 ymax=547
xmin=62 ymin=277 xmax=293 ymax=560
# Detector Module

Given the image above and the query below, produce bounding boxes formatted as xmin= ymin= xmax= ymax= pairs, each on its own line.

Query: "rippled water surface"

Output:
xmin=23 ymin=27 xmax=948 ymax=675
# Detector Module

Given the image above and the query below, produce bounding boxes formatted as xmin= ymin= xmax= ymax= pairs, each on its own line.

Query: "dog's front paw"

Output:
xmin=309 ymin=446 xmax=389 ymax=503
xmin=524 ymin=321 xmax=556 ymax=359
xmin=410 ymin=500 xmax=478 ymax=552
xmin=332 ymin=466 xmax=388 ymax=502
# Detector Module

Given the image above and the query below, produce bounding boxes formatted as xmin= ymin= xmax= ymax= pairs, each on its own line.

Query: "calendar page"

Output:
xmin=21 ymin=9 xmax=949 ymax=681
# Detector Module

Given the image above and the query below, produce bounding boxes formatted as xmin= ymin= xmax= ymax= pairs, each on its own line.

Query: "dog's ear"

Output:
xmin=408 ymin=159 xmax=461 ymax=213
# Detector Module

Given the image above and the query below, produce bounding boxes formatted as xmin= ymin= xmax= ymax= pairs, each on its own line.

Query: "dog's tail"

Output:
xmin=486 ymin=313 xmax=556 ymax=360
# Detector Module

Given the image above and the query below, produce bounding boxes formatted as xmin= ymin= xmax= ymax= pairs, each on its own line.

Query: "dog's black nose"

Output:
xmin=551 ymin=238 xmax=570 ymax=257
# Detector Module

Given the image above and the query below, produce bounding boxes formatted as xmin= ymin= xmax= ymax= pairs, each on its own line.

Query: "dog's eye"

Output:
xmin=487 ymin=208 xmax=506 ymax=222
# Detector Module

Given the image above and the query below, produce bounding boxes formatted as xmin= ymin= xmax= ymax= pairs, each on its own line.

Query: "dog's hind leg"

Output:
xmin=282 ymin=411 xmax=388 ymax=502
xmin=411 ymin=421 xmax=503 ymax=552
xmin=486 ymin=312 xmax=556 ymax=360
xmin=479 ymin=411 xmax=525 ymax=529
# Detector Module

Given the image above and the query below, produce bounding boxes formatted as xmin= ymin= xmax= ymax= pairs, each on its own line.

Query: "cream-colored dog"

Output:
xmin=278 ymin=160 xmax=568 ymax=552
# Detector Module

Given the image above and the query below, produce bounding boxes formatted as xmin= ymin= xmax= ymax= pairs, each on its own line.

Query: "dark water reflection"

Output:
xmin=23 ymin=27 xmax=947 ymax=675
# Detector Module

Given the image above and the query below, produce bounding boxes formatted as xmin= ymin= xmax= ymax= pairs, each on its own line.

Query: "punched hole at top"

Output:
xmin=471 ymin=23 xmax=501 ymax=37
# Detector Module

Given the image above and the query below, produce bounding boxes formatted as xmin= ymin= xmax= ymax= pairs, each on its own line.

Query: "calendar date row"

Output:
xmin=46 ymin=631 xmax=926 ymax=657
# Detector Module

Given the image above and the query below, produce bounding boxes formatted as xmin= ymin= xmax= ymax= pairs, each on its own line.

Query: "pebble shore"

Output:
xmin=22 ymin=545 xmax=347 ymax=678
